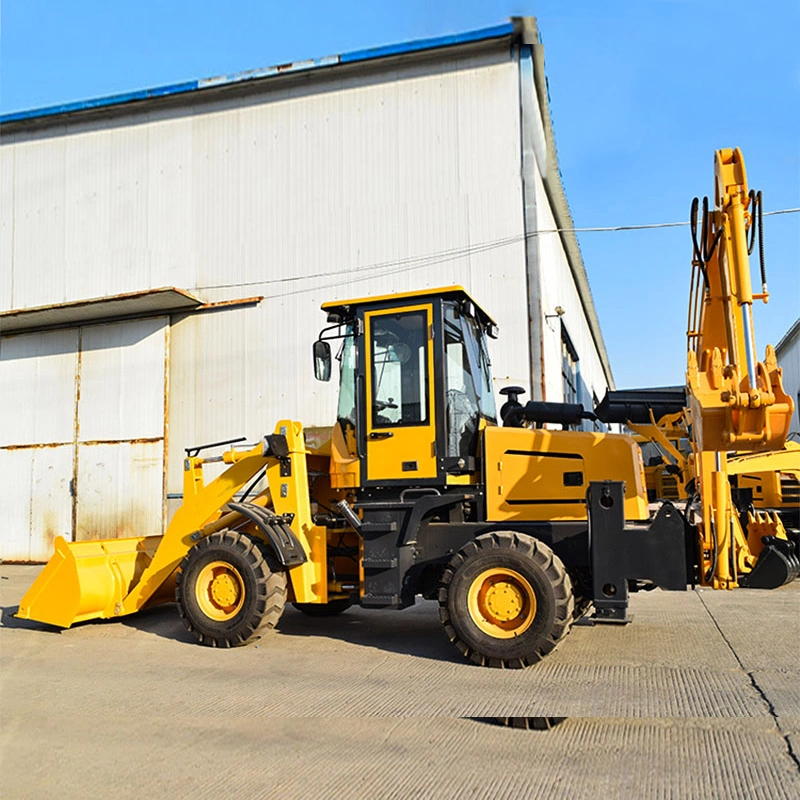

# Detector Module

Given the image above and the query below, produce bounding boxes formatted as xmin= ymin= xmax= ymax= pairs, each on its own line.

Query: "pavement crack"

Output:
xmin=381 ymin=718 xmax=404 ymax=742
xmin=364 ymin=653 xmax=391 ymax=679
xmin=695 ymin=588 xmax=800 ymax=775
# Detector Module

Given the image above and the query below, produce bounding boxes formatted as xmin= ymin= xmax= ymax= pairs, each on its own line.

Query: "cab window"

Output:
xmin=370 ymin=311 xmax=429 ymax=428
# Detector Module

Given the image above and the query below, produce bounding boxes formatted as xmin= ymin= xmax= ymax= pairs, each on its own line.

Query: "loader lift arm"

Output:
xmin=16 ymin=430 xmax=310 ymax=627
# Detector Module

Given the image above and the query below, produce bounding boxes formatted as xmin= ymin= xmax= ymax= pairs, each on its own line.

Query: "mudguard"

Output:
xmin=227 ymin=502 xmax=308 ymax=567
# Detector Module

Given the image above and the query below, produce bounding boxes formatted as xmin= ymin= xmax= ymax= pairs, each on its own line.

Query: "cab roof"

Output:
xmin=321 ymin=285 xmax=497 ymax=327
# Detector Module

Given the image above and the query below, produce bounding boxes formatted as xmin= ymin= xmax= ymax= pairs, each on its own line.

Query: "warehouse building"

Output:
xmin=776 ymin=319 xmax=800 ymax=437
xmin=0 ymin=18 xmax=614 ymax=561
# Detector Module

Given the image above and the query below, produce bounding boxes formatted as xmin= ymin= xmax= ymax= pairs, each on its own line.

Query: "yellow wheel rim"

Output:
xmin=467 ymin=568 xmax=537 ymax=639
xmin=195 ymin=561 xmax=245 ymax=621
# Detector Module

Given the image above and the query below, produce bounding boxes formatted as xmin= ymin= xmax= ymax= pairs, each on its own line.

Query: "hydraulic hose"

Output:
xmin=747 ymin=190 xmax=757 ymax=255
xmin=757 ymin=191 xmax=767 ymax=295
xmin=701 ymin=196 xmax=724 ymax=264
xmin=686 ymin=493 xmax=717 ymax=584
xmin=746 ymin=190 xmax=767 ymax=295
xmin=689 ymin=197 xmax=709 ymax=288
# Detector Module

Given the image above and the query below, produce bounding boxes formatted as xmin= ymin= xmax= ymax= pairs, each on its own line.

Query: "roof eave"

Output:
xmin=0 ymin=22 xmax=518 ymax=127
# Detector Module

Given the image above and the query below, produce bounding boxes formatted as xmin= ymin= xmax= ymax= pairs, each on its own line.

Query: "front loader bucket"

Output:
xmin=15 ymin=534 xmax=172 ymax=628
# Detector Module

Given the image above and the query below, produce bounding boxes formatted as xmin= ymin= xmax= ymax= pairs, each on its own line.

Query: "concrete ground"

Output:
xmin=1 ymin=564 xmax=798 ymax=799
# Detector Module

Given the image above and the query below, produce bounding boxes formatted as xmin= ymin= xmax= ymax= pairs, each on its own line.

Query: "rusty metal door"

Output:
xmin=74 ymin=318 xmax=167 ymax=541
xmin=1 ymin=329 xmax=79 ymax=561
xmin=0 ymin=317 xmax=168 ymax=561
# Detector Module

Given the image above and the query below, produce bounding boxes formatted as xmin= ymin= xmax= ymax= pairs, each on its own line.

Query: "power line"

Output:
xmin=192 ymin=206 xmax=800 ymax=294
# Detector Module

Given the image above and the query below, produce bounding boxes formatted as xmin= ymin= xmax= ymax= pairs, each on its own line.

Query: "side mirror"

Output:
xmin=313 ymin=340 xmax=332 ymax=382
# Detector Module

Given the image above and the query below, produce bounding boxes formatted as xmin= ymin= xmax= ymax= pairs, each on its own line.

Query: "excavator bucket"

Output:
xmin=739 ymin=536 xmax=800 ymax=589
xmin=16 ymin=534 xmax=173 ymax=628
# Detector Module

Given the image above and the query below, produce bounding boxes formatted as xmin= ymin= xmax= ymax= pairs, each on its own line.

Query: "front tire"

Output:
xmin=176 ymin=530 xmax=287 ymax=647
xmin=439 ymin=531 xmax=574 ymax=668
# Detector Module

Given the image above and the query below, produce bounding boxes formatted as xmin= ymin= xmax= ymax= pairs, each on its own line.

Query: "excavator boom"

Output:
xmin=687 ymin=149 xmax=795 ymax=588
xmin=687 ymin=147 xmax=794 ymax=453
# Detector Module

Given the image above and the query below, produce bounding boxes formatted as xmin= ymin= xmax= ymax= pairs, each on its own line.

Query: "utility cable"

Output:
xmin=191 ymin=206 xmax=800 ymax=294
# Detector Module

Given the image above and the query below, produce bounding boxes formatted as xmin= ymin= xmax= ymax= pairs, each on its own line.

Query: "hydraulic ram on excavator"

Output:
xmin=16 ymin=148 xmax=798 ymax=667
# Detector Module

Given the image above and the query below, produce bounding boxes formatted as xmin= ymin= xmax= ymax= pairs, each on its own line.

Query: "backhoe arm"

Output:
xmin=686 ymin=148 xmax=796 ymax=589
xmin=686 ymin=147 xmax=793 ymax=453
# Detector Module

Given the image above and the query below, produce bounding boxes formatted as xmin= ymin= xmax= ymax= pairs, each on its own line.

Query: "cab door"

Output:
xmin=363 ymin=304 xmax=438 ymax=483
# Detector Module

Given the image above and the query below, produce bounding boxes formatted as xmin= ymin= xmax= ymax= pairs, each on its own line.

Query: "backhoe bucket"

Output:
xmin=16 ymin=534 xmax=173 ymax=628
xmin=739 ymin=537 xmax=800 ymax=589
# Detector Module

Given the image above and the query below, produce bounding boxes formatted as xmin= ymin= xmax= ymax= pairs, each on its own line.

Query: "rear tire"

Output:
xmin=292 ymin=599 xmax=352 ymax=617
xmin=439 ymin=531 xmax=574 ymax=668
xmin=176 ymin=530 xmax=287 ymax=647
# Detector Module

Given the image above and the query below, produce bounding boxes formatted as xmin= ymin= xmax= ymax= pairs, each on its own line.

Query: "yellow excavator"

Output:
xmin=16 ymin=148 xmax=798 ymax=667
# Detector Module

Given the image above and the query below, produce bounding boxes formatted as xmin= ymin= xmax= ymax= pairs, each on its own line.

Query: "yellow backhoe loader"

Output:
xmin=16 ymin=148 xmax=798 ymax=667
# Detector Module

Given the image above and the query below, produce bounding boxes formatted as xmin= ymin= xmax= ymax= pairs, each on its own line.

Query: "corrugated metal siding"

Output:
xmin=79 ymin=319 xmax=166 ymax=441
xmin=0 ymin=328 xmax=78 ymax=446
xmin=0 ymin=142 xmax=15 ymax=311
xmin=776 ymin=331 xmax=800 ymax=436
xmin=3 ymin=446 xmax=73 ymax=561
xmin=0 ymin=318 xmax=166 ymax=559
xmin=1 ymin=43 xmax=601 ymax=553
xmin=2 ymin=50 xmax=526 ymax=315
xmin=533 ymin=168 xmax=610 ymax=410
xmin=76 ymin=440 xmax=164 ymax=541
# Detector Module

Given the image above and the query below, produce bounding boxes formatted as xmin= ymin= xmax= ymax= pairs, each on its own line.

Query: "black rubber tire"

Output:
xmin=292 ymin=599 xmax=353 ymax=617
xmin=439 ymin=531 xmax=574 ymax=668
xmin=176 ymin=530 xmax=287 ymax=647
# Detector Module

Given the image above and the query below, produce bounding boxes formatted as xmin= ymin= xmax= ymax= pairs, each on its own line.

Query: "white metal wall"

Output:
xmin=1 ymin=42 xmax=613 ymax=554
xmin=777 ymin=330 xmax=800 ymax=436
xmin=1 ymin=328 xmax=76 ymax=560
xmin=0 ymin=318 xmax=167 ymax=560
xmin=533 ymin=168 xmax=611 ymax=414
xmin=2 ymin=48 xmax=529 ymax=407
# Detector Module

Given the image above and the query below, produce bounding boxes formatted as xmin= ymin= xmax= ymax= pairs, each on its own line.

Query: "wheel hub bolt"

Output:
xmin=211 ymin=574 xmax=239 ymax=607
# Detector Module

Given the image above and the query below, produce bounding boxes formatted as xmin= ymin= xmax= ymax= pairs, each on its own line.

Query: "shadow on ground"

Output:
xmin=276 ymin=602 xmax=462 ymax=664
xmin=0 ymin=605 xmax=63 ymax=633
xmin=119 ymin=604 xmax=197 ymax=643
xmin=119 ymin=600 xmax=461 ymax=663
xmin=3 ymin=595 xmax=464 ymax=664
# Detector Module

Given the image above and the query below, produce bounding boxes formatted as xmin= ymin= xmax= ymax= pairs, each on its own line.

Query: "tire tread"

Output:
xmin=438 ymin=531 xmax=574 ymax=668
xmin=175 ymin=529 xmax=287 ymax=648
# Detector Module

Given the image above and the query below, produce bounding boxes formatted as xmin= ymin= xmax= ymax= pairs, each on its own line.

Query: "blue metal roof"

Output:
xmin=0 ymin=22 xmax=516 ymax=125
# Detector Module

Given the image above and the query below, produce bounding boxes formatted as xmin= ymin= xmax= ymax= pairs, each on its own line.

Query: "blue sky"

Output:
xmin=1 ymin=0 xmax=797 ymax=388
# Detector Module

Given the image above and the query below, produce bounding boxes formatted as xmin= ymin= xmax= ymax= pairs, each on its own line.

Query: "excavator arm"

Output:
xmin=686 ymin=147 xmax=794 ymax=452
xmin=686 ymin=148 xmax=796 ymax=588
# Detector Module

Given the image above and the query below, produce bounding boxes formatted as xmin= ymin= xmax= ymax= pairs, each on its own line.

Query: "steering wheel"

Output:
xmin=374 ymin=398 xmax=398 ymax=411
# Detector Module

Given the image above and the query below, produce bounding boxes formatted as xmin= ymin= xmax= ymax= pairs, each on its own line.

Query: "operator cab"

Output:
xmin=314 ymin=286 xmax=498 ymax=488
